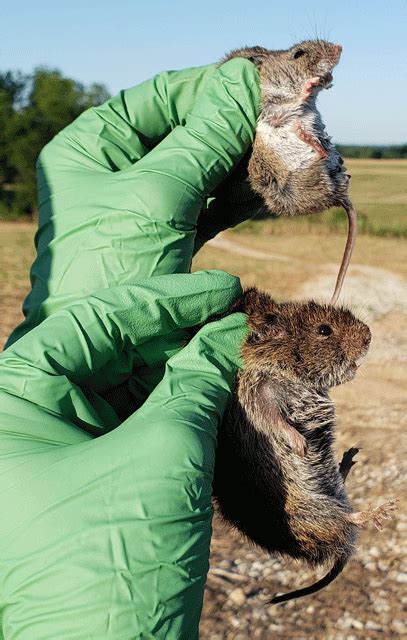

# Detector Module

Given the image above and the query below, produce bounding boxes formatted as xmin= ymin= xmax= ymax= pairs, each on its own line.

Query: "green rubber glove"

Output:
xmin=6 ymin=59 xmax=261 ymax=348
xmin=0 ymin=271 xmax=248 ymax=639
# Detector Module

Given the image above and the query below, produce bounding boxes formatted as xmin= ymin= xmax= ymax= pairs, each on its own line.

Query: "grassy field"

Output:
xmin=235 ymin=159 xmax=407 ymax=238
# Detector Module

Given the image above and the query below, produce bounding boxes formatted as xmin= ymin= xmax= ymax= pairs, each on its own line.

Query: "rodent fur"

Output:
xmin=213 ymin=288 xmax=395 ymax=603
xmin=222 ymin=40 xmax=351 ymax=217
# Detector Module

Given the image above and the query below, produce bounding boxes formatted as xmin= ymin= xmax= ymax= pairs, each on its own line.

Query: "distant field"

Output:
xmin=235 ymin=158 xmax=407 ymax=238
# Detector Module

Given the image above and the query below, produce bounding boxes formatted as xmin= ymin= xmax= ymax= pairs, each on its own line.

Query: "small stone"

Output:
xmin=365 ymin=621 xmax=382 ymax=631
xmin=349 ymin=618 xmax=364 ymax=630
xmin=373 ymin=598 xmax=390 ymax=613
xmin=268 ymin=623 xmax=284 ymax=631
xmin=336 ymin=616 xmax=351 ymax=629
xmin=230 ymin=618 xmax=240 ymax=630
xmin=228 ymin=588 xmax=246 ymax=607
xmin=396 ymin=572 xmax=407 ymax=583
xmin=391 ymin=619 xmax=406 ymax=634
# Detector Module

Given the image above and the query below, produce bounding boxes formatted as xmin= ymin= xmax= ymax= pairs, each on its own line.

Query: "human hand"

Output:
xmin=0 ymin=270 xmax=248 ymax=638
xmin=7 ymin=58 xmax=261 ymax=348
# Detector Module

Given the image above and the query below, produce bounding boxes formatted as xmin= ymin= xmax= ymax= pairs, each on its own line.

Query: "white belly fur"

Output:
xmin=257 ymin=119 xmax=317 ymax=171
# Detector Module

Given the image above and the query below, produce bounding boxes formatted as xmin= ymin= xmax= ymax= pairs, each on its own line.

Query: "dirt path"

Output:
xmin=208 ymin=235 xmax=291 ymax=262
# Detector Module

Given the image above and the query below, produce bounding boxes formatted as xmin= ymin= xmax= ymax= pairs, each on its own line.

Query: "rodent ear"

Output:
xmin=222 ymin=46 xmax=269 ymax=67
xmin=239 ymin=287 xmax=277 ymax=316
xmin=239 ymin=289 xmax=286 ymax=340
xmin=247 ymin=52 xmax=269 ymax=67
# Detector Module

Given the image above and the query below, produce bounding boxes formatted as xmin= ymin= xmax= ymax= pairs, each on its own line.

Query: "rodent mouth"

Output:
xmin=338 ymin=361 xmax=358 ymax=385
xmin=320 ymin=72 xmax=333 ymax=87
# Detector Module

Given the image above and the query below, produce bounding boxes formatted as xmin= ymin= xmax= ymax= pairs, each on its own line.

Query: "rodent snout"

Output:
xmin=361 ymin=325 xmax=372 ymax=350
xmin=353 ymin=327 xmax=372 ymax=361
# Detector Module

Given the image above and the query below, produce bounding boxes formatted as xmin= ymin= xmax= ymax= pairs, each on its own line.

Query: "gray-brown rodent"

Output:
xmin=223 ymin=40 xmax=348 ymax=216
xmin=213 ymin=288 xmax=396 ymax=603
xmin=222 ymin=40 xmax=356 ymax=304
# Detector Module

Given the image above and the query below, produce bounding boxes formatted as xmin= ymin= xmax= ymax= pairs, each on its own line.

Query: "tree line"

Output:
xmin=336 ymin=144 xmax=407 ymax=159
xmin=0 ymin=68 xmax=110 ymax=219
xmin=0 ymin=67 xmax=406 ymax=219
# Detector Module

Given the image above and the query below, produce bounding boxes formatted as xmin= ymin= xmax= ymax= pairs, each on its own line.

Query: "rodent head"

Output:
xmin=239 ymin=288 xmax=371 ymax=391
xmin=286 ymin=40 xmax=342 ymax=85
xmin=257 ymin=40 xmax=342 ymax=101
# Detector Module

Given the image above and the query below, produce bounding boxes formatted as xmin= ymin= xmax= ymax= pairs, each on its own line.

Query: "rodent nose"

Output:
xmin=363 ymin=329 xmax=372 ymax=349
xmin=334 ymin=44 xmax=343 ymax=54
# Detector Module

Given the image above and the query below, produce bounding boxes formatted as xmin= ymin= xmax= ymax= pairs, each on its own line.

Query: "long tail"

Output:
xmin=270 ymin=554 xmax=349 ymax=604
xmin=329 ymin=201 xmax=357 ymax=305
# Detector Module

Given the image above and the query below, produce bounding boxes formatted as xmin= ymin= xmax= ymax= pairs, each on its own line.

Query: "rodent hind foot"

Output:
xmin=347 ymin=499 xmax=398 ymax=531
xmin=339 ymin=447 xmax=360 ymax=482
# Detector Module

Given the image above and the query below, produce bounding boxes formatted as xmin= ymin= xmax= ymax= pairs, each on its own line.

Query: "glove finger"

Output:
xmin=0 ymin=272 xmax=242 ymax=430
xmin=8 ymin=60 xmax=260 ymax=346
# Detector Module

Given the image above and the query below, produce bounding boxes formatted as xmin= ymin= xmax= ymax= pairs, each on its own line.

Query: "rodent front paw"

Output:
xmin=300 ymin=76 xmax=321 ymax=101
xmin=287 ymin=428 xmax=308 ymax=457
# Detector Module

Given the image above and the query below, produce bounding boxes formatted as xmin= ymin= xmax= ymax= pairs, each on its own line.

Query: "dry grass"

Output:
xmin=0 ymin=222 xmax=35 ymax=346
xmin=234 ymin=158 xmax=407 ymax=238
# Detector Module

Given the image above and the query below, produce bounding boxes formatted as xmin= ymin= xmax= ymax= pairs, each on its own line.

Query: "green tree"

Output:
xmin=0 ymin=71 xmax=27 ymax=187
xmin=1 ymin=67 xmax=110 ymax=217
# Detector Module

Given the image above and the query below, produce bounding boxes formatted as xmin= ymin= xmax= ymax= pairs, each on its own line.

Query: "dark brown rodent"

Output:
xmin=213 ymin=288 xmax=396 ymax=603
xmin=222 ymin=40 xmax=357 ymax=305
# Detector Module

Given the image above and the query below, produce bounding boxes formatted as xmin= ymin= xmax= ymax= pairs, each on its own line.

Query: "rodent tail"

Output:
xmin=270 ymin=554 xmax=348 ymax=604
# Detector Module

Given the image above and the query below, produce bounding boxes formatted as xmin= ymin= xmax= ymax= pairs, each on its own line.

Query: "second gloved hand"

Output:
xmin=0 ymin=270 xmax=248 ymax=639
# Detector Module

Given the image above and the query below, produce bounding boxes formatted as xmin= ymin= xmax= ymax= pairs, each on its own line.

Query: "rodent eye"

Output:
xmin=293 ymin=49 xmax=306 ymax=59
xmin=316 ymin=324 xmax=333 ymax=337
xmin=248 ymin=332 xmax=261 ymax=344
xmin=265 ymin=313 xmax=279 ymax=325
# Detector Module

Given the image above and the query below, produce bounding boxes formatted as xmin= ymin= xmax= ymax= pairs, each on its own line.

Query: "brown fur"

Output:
xmin=213 ymin=288 xmax=396 ymax=603
xmin=222 ymin=40 xmax=351 ymax=217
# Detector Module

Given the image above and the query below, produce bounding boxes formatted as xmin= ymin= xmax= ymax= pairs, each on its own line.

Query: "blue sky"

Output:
xmin=1 ymin=0 xmax=406 ymax=144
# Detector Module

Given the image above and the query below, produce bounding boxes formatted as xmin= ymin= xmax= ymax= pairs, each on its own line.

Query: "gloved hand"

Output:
xmin=6 ymin=58 xmax=261 ymax=348
xmin=0 ymin=271 xmax=248 ymax=639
